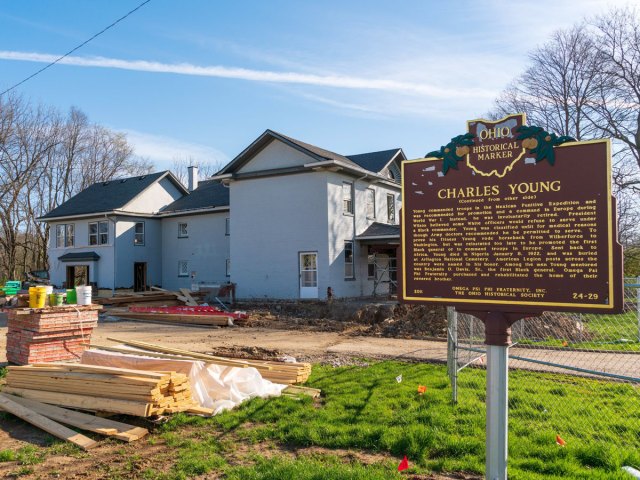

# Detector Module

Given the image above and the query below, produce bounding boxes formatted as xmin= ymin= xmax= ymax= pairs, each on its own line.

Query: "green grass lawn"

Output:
xmin=513 ymin=310 xmax=640 ymax=351
xmin=1 ymin=362 xmax=639 ymax=479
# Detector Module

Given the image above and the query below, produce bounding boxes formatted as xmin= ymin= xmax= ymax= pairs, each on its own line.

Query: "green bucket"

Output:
xmin=66 ymin=289 xmax=77 ymax=304
xmin=49 ymin=293 xmax=64 ymax=306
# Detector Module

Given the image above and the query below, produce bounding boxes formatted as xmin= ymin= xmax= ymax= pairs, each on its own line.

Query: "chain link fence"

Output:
xmin=447 ymin=279 xmax=640 ymax=457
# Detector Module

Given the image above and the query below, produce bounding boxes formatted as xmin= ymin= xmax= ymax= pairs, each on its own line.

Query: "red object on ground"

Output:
xmin=6 ymin=306 xmax=99 ymax=365
xmin=397 ymin=455 xmax=409 ymax=471
xmin=417 ymin=385 xmax=427 ymax=395
xmin=128 ymin=305 xmax=248 ymax=319
xmin=556 ymin=435 xmax=566 ymax=446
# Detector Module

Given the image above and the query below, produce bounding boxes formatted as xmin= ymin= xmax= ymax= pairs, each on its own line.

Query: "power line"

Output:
xmin=0 ymin=0 xmax=152 ymax=97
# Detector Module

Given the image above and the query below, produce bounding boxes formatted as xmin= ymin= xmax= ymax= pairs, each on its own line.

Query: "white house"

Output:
xmin=41 ymin=130 xmax=404 ymax=299
xmin=213 ymin=130 xmax=404 ymax=299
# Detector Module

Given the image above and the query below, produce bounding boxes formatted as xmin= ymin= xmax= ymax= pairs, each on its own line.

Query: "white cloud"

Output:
xmin=0 ymin=50 xmax=496 ymax=100
xmin=120 ymin=129 xmax=230 ymax=170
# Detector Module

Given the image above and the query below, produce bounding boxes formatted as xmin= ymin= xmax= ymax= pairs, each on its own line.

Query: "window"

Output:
xmin=342 ymin=182 xmax=353 ymax=215
xmin=65 ymin=224 xmax=75 ymax=247
xmin=178 ymin=223 xmax=188 ymax=238
xmin=344 ymin=241 xmax=354 ymax=279
xmin=89 ymin=221 xmax=108 ymax=245
xmin=99 ymin=221 xmax=108 ymax=245
xmin=134 ymin=222 xmax=145 ymax=245
xmin=366 ymin=188 xmax=376 ymax=219
xmin=368 ymin=254 xmax=376 ymax=279
xmin=387 ymin=194 xmax=396 ymax=224
xmin=226 ymin=259 xmax=231 ymax=277
xmin=178 ymin=260 xmax=189 ymax=277
xmin=55 ymin=224 xmax=74 ymax=247
xmin=225 ymin=218 xmax=230 ymax=236
xmin=56 ymin=225 xmax=64 ymax=247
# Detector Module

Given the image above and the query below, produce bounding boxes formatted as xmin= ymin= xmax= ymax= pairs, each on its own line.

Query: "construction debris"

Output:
xmin=6 ymin=305 xmax=100 ymax=365
xmin=107 ymin=306 xmax=248 ymax=327
xmin=2 ymin=363 xmax=201 ymax=417
xmin=93 ymin=289 xmax=206 ymax=307
xmin=106 ymin=338 xmax=312 ymax=385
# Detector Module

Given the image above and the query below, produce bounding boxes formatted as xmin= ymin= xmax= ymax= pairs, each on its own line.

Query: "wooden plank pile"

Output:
xmin=105 ymin=338 xmax=312 ymax=385
xmin=94 ymin=288 xmax=206 ymax=307
xmin=6 ymin=305 xmax=101 ymax=365
xmin=2 ymin=363 xmax=204 ymax=417
xmin=0 ymin=393 xmax=148 ymax=448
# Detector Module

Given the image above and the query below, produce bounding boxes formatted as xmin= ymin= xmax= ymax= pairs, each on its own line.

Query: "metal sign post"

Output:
xmin=461 ymin=310 xmax=525 ymax=480
xmin=486 ymin=343 xmax=508 ymax=480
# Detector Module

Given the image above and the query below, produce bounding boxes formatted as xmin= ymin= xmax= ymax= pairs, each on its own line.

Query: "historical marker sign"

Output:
xmin=401 ymin=114 xmax=623 ymax=313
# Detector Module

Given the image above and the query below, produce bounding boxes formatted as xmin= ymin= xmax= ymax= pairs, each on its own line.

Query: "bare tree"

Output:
xmin=0 ymin=96 xmax=154 ymax=281
xmin=171 ymin=156 xmax=224 ymax=187
xmin=492 ymin=25 xmax=602 ymax=140
xmin=586 ymin=7 xmax=640 ymax=169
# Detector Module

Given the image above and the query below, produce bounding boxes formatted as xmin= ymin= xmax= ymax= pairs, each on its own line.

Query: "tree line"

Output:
xmin=0 ymin=93 xmax=153 ymax=281
xmin=490 ymin=7 xmax=640 ymax=273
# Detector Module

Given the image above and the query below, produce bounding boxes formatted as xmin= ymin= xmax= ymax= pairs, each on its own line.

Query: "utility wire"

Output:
xmin=0 ymin=0 xmax=152 ymax=97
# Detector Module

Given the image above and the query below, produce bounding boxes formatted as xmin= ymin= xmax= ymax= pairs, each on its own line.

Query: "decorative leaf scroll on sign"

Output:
xmin=425 ymin=114 xmax=575 ymax=176
xmin=425 ymin=133 xmax=475 ymax=175
xmin=515 ymin=126 xmax=575 ymax=166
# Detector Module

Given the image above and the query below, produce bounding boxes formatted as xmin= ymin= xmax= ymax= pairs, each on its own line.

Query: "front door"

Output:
xmin=134 ymin=262 xmax=147 ymax=292
xmin=66 ymin=265 xmax=89 ymax=287
xmin=299 ymin=252 xmax=318 ymax=299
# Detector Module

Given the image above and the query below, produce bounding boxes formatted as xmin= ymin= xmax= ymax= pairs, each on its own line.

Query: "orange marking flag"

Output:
xmin=417 ymin=385 xmax=427 ymax=395
xmin=556 ymin=435 xmax=566 ymax=447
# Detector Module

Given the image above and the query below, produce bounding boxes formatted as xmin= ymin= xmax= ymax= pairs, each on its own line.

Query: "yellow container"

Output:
xmin=33 ymin=286 xmax=47 ymax=308
xmin=28 ymin=287 xmax=38 ymax=308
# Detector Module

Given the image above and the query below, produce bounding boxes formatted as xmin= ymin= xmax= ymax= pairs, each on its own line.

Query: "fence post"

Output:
xmin=447 ymin=306 xmax=458 ymax=404
xmin=636 ymin=276 xmax=640 ymax=343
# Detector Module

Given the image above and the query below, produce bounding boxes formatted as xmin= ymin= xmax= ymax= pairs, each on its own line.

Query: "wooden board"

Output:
xmin=0 ymin=394 xmax=98 ymax=450
xmin=179 ymin=288 xmax=199 ymax=306
xmin=21 ymin=363 xmax=168 ymax=379
xmin=2 ymin=387 xmax=151 ymax=417
xmin=112 ymin=312 xmax=232 ymax=326
xmin=0 ymin=393 xmax=148 ymax=441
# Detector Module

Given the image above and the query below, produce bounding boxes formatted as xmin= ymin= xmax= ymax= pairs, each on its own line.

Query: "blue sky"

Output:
xmin=0 ymin=0 xmax=631 ymax=171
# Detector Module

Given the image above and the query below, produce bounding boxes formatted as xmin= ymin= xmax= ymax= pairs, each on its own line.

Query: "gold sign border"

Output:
xmin=400 ymin=138 xmax=615 ymax=310
xmin=466 ymin=113 xmax=527 ymax=179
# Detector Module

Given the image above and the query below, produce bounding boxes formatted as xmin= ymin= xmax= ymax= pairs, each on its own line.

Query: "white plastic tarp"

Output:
xmin=81 ymin=348 xmax=286 ymax=415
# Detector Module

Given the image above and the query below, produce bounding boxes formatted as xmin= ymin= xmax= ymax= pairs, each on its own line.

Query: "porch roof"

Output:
xmin=58 ymin=252 xmax=101 ymax=262
xmin=356 ymin=222 xmax=400 ymax=243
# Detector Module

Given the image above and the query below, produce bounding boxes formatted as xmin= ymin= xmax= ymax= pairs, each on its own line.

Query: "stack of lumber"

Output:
xmin=104 ymin=338 xmax=312 ymax=385
xmin=0 ymin=393 xmax=148 ymax=447
xmin=6 ymin=305 xmax=101 ymax=365
xmin=94 ymin=288 xmax=205 ymax=307
xmin=2 ymin=363 xmax=204 ymax=417
xmin=107 ymin=305 xmax=247 ymax=327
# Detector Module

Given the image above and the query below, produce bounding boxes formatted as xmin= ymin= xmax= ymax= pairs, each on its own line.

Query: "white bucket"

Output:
xmin=76 ymin=286 xmax=92 ymax=305
xmin=44 ymin=285 xmax=54 ymax=306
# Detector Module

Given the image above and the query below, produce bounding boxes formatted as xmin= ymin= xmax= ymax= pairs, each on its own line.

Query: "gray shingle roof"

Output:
xmin=356 ymin=222 xmax=400 ymax=239
xmin=218 ymin=130 xmax=401 ymax=176
xmin=161 ymin=180 xmax=229 ymax=213
xmin=346 ymin=149 xmax=402 ymax=173
xmin=40 ymin=172 xmax=172 ymax=219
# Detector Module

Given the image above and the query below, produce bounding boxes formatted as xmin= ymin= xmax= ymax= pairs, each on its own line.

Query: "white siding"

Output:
xmin=237 ymin=140 xmax=314 ymax=174
xmin=48 ymin=218 xmax=116 ymax=289
xmin=230 ymin=172 xmax=329 ymax=299
xmin=114 ymin=217 xmax=162 ymax=288
xmin=161 ymin=212 xmax=230 ymax=290
xmin=123 ymin=177 xmax=183 ymax=213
